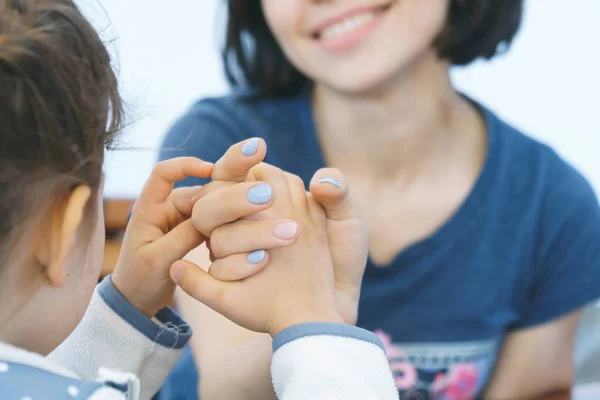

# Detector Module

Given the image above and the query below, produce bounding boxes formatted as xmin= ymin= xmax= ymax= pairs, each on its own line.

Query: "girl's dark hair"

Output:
xmin=0 ymin=0 xmax=123 ymax=261
xmin=223 ymin=0 xmax=524 ymax=96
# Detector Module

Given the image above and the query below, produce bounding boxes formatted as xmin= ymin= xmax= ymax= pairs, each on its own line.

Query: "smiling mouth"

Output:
xmin=313 ymin=4 xmax=391 ymax=41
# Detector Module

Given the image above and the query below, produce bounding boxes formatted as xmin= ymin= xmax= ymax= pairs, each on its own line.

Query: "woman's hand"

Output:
xmin=172 ymin=162 xmax=345 ymax=336
xmin=179 ymin=138 xmax=368 ymax=326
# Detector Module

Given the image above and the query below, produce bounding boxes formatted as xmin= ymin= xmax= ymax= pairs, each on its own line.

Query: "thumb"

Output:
xmin=309 ymin=168 xmax=361 ymax=221
xmin=170 ymin=260 xmax=231 ymax=313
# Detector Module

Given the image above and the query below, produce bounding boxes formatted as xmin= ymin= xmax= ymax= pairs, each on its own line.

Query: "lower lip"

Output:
xmin=316 ymin=8 xmax=388 ymax=52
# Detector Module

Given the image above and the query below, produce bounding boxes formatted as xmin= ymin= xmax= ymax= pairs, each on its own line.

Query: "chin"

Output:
xmin=316 ymin=62 xmax=406 ymax=96
xmin=314 ymin=45 xmax=441 ymax=96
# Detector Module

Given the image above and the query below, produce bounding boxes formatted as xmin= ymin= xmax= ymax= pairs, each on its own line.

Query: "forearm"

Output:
xmin=485 ymin=311 xmax=579 ymax=399
xmin=50 ymin=277 xmax=190 ymax=400
xmin=174 ymin=252 xmax=278 ymax=400
xmin=199 ymin=334 xmax=277 ymax=400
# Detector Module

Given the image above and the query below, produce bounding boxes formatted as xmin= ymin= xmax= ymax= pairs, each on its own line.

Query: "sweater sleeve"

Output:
xmin=48 ymin=277 xmax=191 ymax=400
xmin=271 ymin=323 xmax=399 ymax=400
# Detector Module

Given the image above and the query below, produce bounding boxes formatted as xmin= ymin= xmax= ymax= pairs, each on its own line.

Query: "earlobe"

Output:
xmin=41 ymin=185 xmax=92 ymax=288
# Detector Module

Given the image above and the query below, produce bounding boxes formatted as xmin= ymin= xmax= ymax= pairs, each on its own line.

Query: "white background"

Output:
xmin=79 ymin=0 xmax=600 ymax=198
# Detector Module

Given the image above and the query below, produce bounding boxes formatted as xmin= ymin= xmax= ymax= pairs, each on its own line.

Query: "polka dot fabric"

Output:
xmin=0 ymin=360 xmax=120 ymax=399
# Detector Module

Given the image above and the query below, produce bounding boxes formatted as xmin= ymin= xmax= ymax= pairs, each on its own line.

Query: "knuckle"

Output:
xmin=131 ymin=200 xmax=142 ymax=215
xmin=288 ymin=173 xmax=305 ymax=189
xmin=220 ymin=188 xmax=239 ymax=216
xmin=151 ymin=160 xmax=169 ymax=176
xmin=191 ymin=205 xmax=214 ymax=236
xmin=255 ymin=163 xmax=282 ymax=176
xmin=215 ymin=284 xmax=233 ymax=308
xmin=208 ymin=227 xmax=228 ymax=258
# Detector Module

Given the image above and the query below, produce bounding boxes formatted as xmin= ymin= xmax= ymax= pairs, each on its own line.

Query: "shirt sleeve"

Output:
xmin=48 ymin=277 xmax=191 ymax=400
xmin=271 ymin=323 xmax=399 ymax=400
xmin=159 ymin=98 xmax=247 ymax=188
xmin=515 ymin=163 xmax=600 ymax=328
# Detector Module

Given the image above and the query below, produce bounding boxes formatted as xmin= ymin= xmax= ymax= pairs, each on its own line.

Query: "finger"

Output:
xmin=206 ymin=240 xmax=217 ymax=263
xmin=171 ymin=260 xmax=233 ymax=313
xmin=284 ymin=172 xmax=308 ymax=210
xmin=249 ymin=163 xmax=292 ymax=208
xmin=309 ymin=168 xmax=361 ymax=221
xmin=137 ymin=157 xmax=213 ymax=209
xmin=305 ymin=191 xmax=327 ymax=227
xmin=209 ymin=250 xmax=269 ymax=282
xmin=211 ymin=138 xmax=267 ymax=182
xmin=192 ymin=181 xmax=274 ymax=236
xmin=210 ymin=219 xmax=299 ymax=259
xmin=163 ymin=186 xmax=204 ymax=230
xmin=149 ymin=219 xmax=207 ymax=267
xmin=168 ymin=186 xmax=204 ymax=218
xmin=191 ymin=180 xmax=234 ymax=204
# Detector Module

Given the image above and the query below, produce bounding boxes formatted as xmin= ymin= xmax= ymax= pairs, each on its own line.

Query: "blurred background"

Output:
xmin=78 ymin=0 xmax=600 ymax=199
xmin=81 ymin=0 xmax=600 ymax=393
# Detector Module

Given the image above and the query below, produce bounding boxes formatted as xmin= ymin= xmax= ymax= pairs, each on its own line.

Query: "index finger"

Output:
xmin=137 ymin=157 xmax=213 ymax=208
xmin=211 ymin=138 xmax=267 ymax=182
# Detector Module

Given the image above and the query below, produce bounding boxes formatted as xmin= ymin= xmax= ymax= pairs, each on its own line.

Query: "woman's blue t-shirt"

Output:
xmin=154 ymin=90 xmax=600 ymax=399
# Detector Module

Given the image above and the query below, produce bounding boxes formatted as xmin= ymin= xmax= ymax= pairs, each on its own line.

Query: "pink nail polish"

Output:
xmin=274 ymin=222 xmax=298 ymax=240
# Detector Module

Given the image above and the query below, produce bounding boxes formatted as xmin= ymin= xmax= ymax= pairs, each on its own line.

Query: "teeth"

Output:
xmin=320 ymin=12 xmax=376 ymax=39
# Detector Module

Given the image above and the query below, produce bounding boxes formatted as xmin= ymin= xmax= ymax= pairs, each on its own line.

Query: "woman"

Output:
xmin=156 ymin=0 xmax=600 ymax=398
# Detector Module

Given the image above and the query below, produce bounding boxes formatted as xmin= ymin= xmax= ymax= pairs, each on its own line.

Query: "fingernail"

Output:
xmin=317 ymin=177 xmax=341 ymax=188
xmin=241 ymin=138 xmax=260 ymax=156
xmin=247 ymin=184 xmax=272 ymax=205
xmin=171 ymin=263 xmax=184 ymax=284
xmin=274 ymin=222 xmax=298 ymax=240
xmin=247 ymin=250 xmax=265 ymax=264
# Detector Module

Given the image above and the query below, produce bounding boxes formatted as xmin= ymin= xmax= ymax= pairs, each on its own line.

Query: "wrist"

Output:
xmin=269 ymin=311 xmax=345 ymax=337
xmin=335 ymin=290 xmax=360 ymax=325
xmin=110 ymin=272 xmax=163 ymax=318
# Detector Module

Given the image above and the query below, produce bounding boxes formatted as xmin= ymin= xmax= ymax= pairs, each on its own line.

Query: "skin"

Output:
xmin=178 ymin=0 xmax=582 ymax=398
xmin=0 ymin=140 xmax=315 ymax=361
xmin=173 ymin=162 xmax=353 ymax=337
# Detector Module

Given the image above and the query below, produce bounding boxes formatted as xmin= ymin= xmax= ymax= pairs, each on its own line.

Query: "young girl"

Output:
xmin=0 ymin=1 xmax=398 ymax=399
xmin=157 ymin=0 xmax=600 ymax=399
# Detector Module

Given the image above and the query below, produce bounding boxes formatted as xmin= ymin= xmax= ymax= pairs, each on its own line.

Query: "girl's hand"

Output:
xmin=112 ymin=157 xmax=215 ymax=317
xmin=171 ymin=163 xmax=345 ymax=336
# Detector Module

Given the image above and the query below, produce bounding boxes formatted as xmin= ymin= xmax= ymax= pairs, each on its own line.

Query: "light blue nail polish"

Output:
xmin=247 ymin=250 xmax=265 ymax=264
xmin=247 ymin=184 xmax=272 ymax=204
xmin=241 ymin=138 xmax=260 ymax=156
xmin=317 ymin=177 xmax=341 ymax=188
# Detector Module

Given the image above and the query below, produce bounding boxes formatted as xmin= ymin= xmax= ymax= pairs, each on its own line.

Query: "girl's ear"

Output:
xmin=34 ymin=185 xmax=92 ymax=287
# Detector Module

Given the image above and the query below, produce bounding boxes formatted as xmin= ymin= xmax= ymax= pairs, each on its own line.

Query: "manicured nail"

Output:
xmin=241 ymin=138 xmax=260 ymax=156
xmin=247 ymin=250 xmax=265 ymax=264
xmin=171 ymin=263 xmax=184 ymax=284
xmin=274 ymin=222 xmax=298 ymax=240
xmin=317 ymin=177 xmax=341 ymax=188
xmin=247 ymin=184 xmax=272 ymax=205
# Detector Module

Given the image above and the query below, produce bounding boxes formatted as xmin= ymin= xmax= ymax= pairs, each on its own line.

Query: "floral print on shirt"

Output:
xmin=374 ymin=330 xmax=499 ymax=400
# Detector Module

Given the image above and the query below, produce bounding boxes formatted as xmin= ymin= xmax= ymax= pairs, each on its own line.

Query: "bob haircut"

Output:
xmin=222 ymin=0 xmax=524 ymax=96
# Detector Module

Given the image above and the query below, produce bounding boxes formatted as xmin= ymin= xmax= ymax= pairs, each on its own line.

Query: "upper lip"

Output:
xmin=311 ymin=3 xmax=390 ymax=37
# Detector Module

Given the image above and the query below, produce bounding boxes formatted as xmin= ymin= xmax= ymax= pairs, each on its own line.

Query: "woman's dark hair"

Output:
xmin=0 ymin=0 xmax=123 ymax=261
xmin=223 ymin=0 xmax=524 ymax=96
